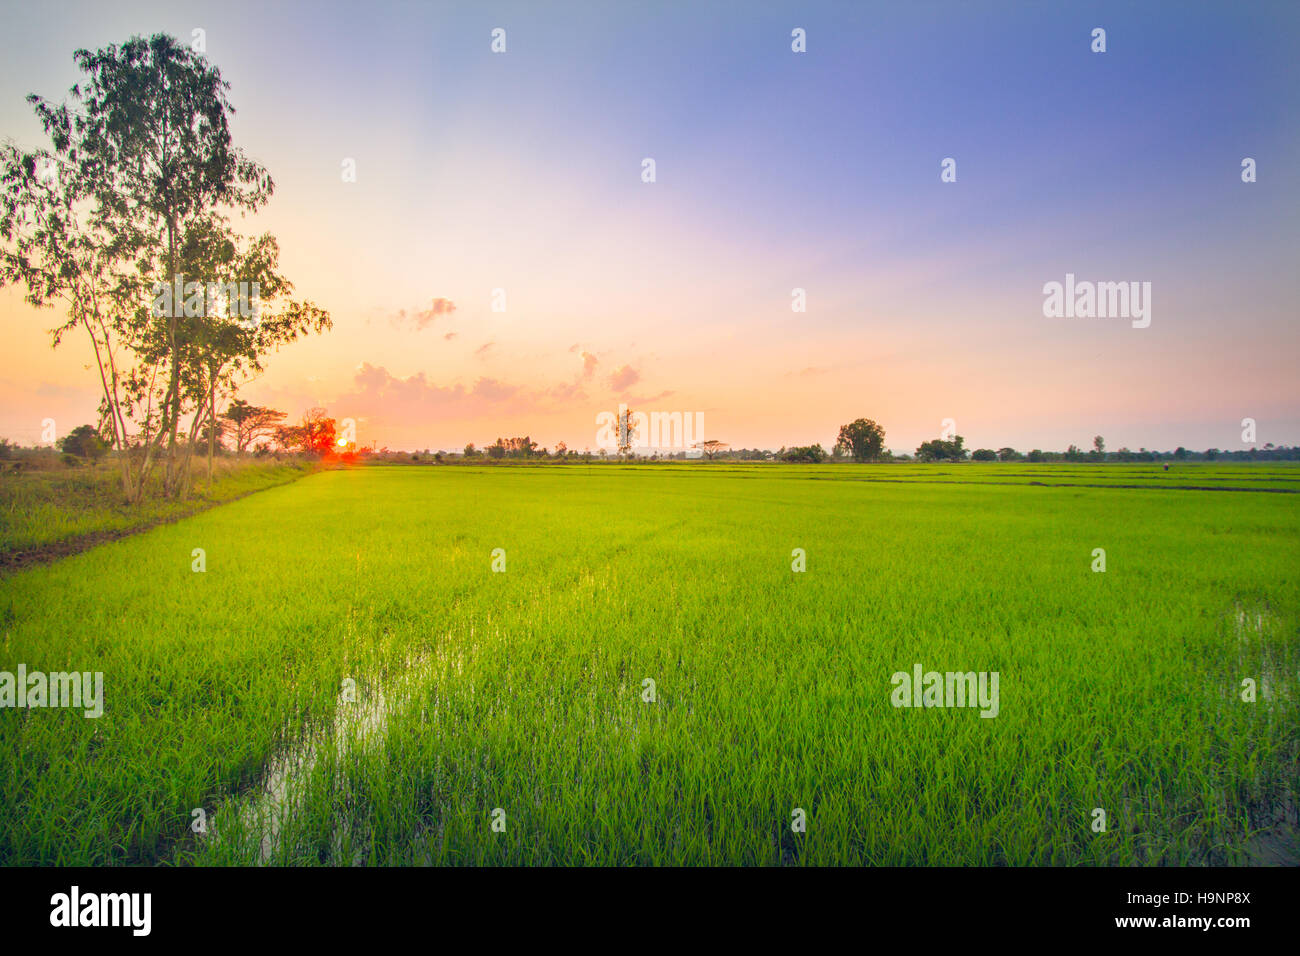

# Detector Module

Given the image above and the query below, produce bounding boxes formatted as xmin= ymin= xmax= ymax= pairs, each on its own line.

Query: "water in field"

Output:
xmin=208 ymin=651 xmax=440 ymax=864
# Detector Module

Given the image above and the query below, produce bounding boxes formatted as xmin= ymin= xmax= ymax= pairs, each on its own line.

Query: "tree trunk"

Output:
xmin=162 ymin=212 xmax=181 ymax=498
xmin=207 ymin=371 xmax=216 ymax=492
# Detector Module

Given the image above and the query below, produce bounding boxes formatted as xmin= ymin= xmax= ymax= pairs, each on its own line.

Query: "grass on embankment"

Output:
xmin=0 ymin=456 xmax=317 ymax=561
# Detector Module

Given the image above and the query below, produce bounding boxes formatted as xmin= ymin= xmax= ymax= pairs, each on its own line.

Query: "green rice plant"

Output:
xmin=1 ymin=465 xmax=1295 ymax=865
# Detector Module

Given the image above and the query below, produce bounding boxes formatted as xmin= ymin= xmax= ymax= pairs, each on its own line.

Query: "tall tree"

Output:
xmin=0 ymin=34 xmax=328 ymax=501
xmin=616 ymin=408 xmax=637 ymax=459
xmin=81 ymin=34 xmax=273 ymax=496
xmin=835 ymin=418 xmax=886 ymax=462
xmin=175 ymin=221 xmax=328 ymax=490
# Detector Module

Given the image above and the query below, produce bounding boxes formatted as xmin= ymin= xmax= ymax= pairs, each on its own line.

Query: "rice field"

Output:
xmin=1 ymin=463 xmax=1297 ymax=865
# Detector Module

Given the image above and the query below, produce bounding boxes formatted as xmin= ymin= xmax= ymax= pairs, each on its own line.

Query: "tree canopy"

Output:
xmin=835 ymin=419 xmax=886 ymax=461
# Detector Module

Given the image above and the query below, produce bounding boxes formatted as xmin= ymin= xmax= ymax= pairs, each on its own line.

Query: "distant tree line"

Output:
xmin=16 ymin=410 xmax=1300 ymax=476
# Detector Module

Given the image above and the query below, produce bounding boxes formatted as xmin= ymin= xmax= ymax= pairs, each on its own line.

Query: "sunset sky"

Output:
xmin=1 ymin=0 xmax=1297 ymax=454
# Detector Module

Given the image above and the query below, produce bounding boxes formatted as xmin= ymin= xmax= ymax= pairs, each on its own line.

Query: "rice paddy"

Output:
xmin=1 ymin=463 xmax=1296 ymax=865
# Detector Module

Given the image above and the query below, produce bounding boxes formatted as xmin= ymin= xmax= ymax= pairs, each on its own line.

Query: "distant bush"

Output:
xmin=916 ymin=436 xmax=968 ymax=462
xmin=58 ymin=424 xmax=108 ymax=461
xmin=781 ymin=444 xmax=827 ymax=463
